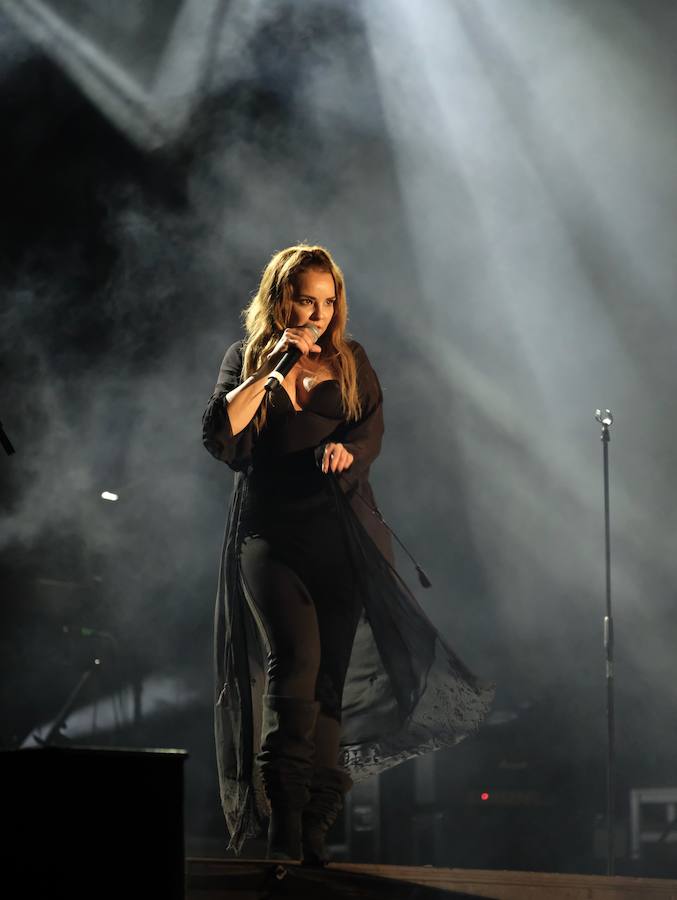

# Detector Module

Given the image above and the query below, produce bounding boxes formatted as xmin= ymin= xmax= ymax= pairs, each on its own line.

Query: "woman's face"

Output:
xmin=288 ymin=268 xmax=336 ymax=338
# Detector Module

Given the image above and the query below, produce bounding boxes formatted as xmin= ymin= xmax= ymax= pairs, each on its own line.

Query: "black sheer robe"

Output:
xmin=202 ymin=339 xmax=495 ymax=853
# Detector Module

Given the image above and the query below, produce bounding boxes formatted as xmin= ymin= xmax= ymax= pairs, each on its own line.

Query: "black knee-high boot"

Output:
xmin=258 ymin=695 xmax=320 ymax=860
xmin=302 ymin=766 xmax=353 ymax=866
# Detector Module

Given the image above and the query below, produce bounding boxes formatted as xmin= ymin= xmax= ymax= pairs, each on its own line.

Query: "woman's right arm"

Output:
xmin=202 ymin=341 xmax=263 ymax=470
xmin=203 ymin=328 xmax=319 ymax=469
xmin=224 ymin=366 xmax=271 ymax=435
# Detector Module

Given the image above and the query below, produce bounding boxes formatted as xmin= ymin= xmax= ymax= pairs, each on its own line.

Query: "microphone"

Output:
xmin=594 ymin=409 xmax=613 ymax=427
xmin=264 ymin=324 xmax=320 ymax=392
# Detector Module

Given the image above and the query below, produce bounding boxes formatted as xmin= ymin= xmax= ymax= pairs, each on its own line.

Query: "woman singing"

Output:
xmin=203 ymin=244 xmax=494 ymax=864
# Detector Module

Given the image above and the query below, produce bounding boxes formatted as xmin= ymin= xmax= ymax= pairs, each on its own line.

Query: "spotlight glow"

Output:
xmin=101 ymin=491 xmax=119 ymax=502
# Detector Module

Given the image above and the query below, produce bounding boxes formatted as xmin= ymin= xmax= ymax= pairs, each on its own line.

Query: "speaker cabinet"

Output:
xmin=2 ymin=745 xmax=187 ymax=899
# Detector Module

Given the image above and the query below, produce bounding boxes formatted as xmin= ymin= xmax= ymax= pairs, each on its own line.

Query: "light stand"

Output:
xmin=595 ymin=408 xmax=615 ymax=876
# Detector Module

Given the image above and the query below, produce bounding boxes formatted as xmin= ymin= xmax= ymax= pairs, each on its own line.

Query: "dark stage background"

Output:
xmin=1 ymin=0 xmax=676 ymax=876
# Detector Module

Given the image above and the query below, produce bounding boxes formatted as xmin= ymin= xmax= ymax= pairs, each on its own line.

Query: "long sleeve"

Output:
xmin=331 ymin=341 xmax=384 ymax=483
xmin=202 ymin=341 xmax=256 ymax=471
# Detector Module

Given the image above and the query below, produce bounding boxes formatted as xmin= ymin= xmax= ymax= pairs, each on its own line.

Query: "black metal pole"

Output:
xmin=595 ymin=408 xmax=615 ymax=876
xmin=37 ymin=657 xmax=101 ymax=746
xmin=0 ymin=419 xmax=15 ymax=455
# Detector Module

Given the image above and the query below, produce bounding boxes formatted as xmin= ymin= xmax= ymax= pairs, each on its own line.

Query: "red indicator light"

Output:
xmin=480 ymin=792 xmax=489 ymax=801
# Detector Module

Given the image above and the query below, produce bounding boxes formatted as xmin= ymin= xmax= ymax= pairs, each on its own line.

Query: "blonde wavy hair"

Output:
xmin=241 ymin=244 xmax=361 ymax=429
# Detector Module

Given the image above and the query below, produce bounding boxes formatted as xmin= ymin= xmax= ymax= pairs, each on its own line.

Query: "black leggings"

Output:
xmin=239 ymin=521 xmax=362 ymax=722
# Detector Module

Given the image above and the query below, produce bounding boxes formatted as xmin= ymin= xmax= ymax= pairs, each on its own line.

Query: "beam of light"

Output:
xmin=360 ymin=2 xmax=605 ymax=556
xmin=0 ymin=0 xmax=229 ymax=149
xmin=359 ymin=0 xmax=677 ymax=598
xmin=361 ymin=0 xmax=632 ymax=428
xmin=357 ymin=0 xmax=677 ymax=713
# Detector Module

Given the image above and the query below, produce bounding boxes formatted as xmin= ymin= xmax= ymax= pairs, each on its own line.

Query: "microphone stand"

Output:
xmin=595 ymin=408 xmax=615 ymax=876
xmin=33 ymin=628 xmax=116 ymax=747
xmin=36 ymin=657 xmax=102 ymax=747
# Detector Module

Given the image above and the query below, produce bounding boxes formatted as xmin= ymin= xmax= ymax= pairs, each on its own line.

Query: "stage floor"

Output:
xmin=187 ymin=858 xmax=677 ymax=899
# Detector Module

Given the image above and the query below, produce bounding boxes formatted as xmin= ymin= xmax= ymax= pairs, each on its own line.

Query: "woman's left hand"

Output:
xmin=322 ymin=442 xmax=354 ymax=474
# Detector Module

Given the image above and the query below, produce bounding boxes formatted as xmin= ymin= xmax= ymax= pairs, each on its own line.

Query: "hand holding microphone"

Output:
xmin=264 ymin=323 xmax=321 ymax=392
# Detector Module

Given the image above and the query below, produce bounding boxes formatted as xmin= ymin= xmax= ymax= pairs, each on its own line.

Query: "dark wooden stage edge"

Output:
xmin=187 ymin=859 xmax=677 ymax=900
xmin=336 ymin=863 xmax=677 ymax=899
